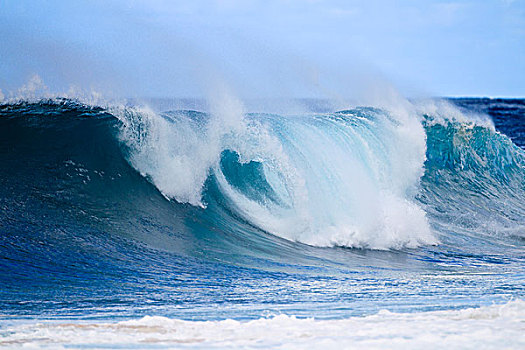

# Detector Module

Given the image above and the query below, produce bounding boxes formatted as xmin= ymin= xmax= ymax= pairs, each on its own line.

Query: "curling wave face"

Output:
xmin=117 ymin=103 xmax=435 ymax=249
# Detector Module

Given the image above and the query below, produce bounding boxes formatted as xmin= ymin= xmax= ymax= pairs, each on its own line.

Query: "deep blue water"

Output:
xmin=0 ymin=98 xmax=523 ymax=322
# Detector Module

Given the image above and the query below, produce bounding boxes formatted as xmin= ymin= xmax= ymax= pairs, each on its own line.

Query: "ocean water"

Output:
xmin=0 ymin=97 xmax=523 ymax=348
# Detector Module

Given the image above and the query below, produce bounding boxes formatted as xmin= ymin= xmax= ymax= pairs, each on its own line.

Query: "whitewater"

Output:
xmin=0 ymin=95 xmax=524 ymax=348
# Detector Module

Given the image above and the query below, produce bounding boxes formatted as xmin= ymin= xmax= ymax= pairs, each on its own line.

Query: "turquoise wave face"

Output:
xmin=421 ymin=117 xmax=525 ymax=247
xmin=0 ymin=98 xmax=523 ymax=320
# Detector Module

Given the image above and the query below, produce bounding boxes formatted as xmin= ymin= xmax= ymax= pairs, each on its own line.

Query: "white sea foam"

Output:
xmin=1 ymin=300 xmax=523 ymax=349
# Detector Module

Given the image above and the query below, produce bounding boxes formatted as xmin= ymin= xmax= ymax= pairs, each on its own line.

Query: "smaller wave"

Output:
xmin=419 ymin=109 xmax=525 ymax=241
xmin=1 ymin=300 xmax=522 ymax=349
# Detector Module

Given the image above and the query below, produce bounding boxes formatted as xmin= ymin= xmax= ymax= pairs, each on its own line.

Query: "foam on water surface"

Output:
xmin=1 ymin=300 xmax=523 ymax=349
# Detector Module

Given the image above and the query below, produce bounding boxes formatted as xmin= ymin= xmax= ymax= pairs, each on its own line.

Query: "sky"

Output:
xmin=0 ymin=0 xmax=524 ymax=99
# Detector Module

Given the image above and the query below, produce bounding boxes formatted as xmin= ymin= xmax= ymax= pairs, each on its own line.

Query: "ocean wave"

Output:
xmin=116 ymin=101 xmax=434 ymax=249
xmin=1 ymin=98 xmax=524 ymax=251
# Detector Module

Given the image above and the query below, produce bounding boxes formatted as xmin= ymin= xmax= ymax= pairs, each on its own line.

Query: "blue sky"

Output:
xmin=1 ymin=0 xmax=524 ymax=98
